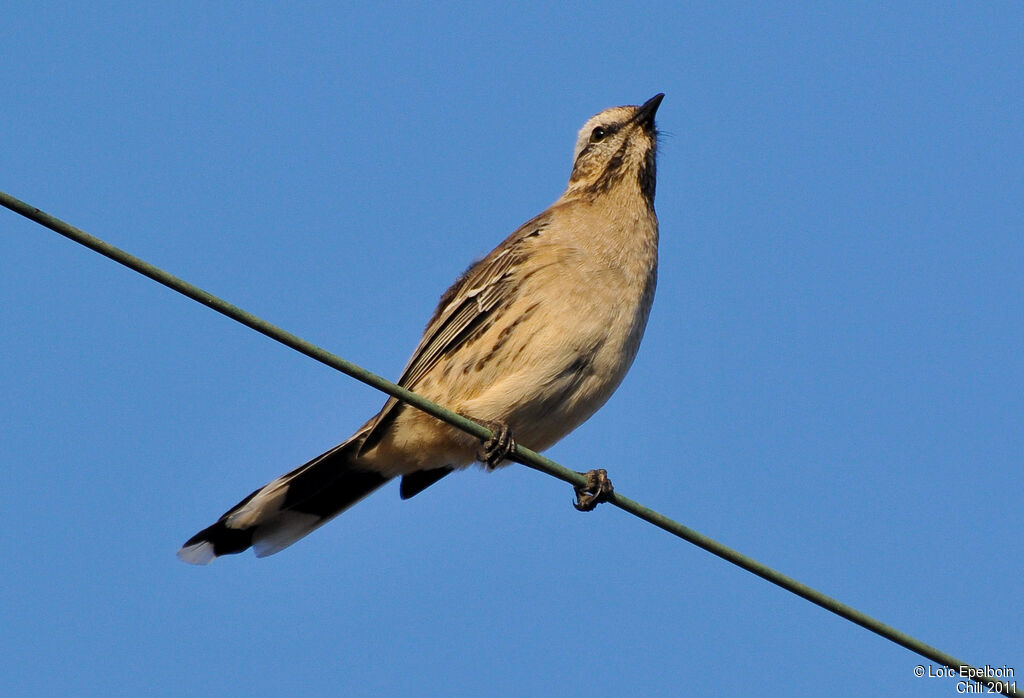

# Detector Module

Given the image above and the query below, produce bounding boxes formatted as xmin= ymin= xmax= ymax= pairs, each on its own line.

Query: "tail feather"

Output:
xmin=177 ymin=439 xmax=390 ymax=565
xmin=399 ymin=467 xmax=454 ymax=499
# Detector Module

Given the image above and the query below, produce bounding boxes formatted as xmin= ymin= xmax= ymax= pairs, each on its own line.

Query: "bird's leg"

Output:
xmin=460 ymin=415 xmax=517 ymax=469
xmin=573 ymin=469 xmax=614 ymax=511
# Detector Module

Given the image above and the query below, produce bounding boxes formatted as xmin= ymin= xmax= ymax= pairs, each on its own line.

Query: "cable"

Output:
xmin=2 ymin=189 xmax=1017 ymax=697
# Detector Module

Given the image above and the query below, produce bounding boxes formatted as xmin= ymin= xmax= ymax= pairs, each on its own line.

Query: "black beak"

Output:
xmin=633 ymin=93 xmax=664 ymax=129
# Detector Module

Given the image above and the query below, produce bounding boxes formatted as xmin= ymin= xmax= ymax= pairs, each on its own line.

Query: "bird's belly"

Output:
xmin=461 ymin=279 xmax=653 ymax=453
xmin=365 ymin=262 xmax=655 ymax=475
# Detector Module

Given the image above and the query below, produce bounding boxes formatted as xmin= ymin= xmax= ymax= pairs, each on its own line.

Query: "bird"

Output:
xmin=178 ymin=93 xmax=664 ymax=564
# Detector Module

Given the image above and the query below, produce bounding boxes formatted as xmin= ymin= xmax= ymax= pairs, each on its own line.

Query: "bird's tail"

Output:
xmin=177 ymin=436 xmax=390 ymax=564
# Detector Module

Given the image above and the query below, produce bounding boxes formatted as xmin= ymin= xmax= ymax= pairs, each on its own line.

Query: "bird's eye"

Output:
xmin=590 ymin=126 xmax=606 ymax=143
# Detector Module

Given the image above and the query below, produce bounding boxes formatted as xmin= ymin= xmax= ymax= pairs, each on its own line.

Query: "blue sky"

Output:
xmin=2 ymin=3 xmax=1021 ymax=696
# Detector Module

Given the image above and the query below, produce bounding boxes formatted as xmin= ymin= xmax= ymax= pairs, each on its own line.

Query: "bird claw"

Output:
xmin=463 ymin=417 xmax=517 ymax=468
xmin=573 ymin=469 xmax=613 ymax=511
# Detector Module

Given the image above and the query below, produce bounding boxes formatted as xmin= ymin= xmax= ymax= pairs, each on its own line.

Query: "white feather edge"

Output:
xmin=177 ymin=541 xmax=216 ymax=565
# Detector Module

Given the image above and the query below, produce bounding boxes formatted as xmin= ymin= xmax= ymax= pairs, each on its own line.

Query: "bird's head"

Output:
xmin=566 ymin=93 xmax=663 ymax=206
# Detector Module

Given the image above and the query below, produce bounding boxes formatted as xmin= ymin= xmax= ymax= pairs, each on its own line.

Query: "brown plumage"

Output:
xmin=178 ymin=94 xmax=664 ymax=564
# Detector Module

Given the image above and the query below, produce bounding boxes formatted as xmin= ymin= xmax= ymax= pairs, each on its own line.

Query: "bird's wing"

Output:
xmin=358 ymin=212 xmax=551 ymax=453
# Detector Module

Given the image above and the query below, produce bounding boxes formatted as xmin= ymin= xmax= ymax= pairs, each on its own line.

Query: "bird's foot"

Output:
xmin=461 ymin=416 xmax=517 ymax=469
xmin=573 ymin=469 xmax=614 ymax=511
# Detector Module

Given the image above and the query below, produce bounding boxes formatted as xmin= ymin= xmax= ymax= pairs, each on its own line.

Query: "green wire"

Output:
xmin=2 ymin=189 xmax=1016 ymax=697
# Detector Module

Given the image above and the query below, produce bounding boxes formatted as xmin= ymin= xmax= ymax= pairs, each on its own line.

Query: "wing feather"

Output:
xmin=358 ymin=213 xmax=550 ymax=452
